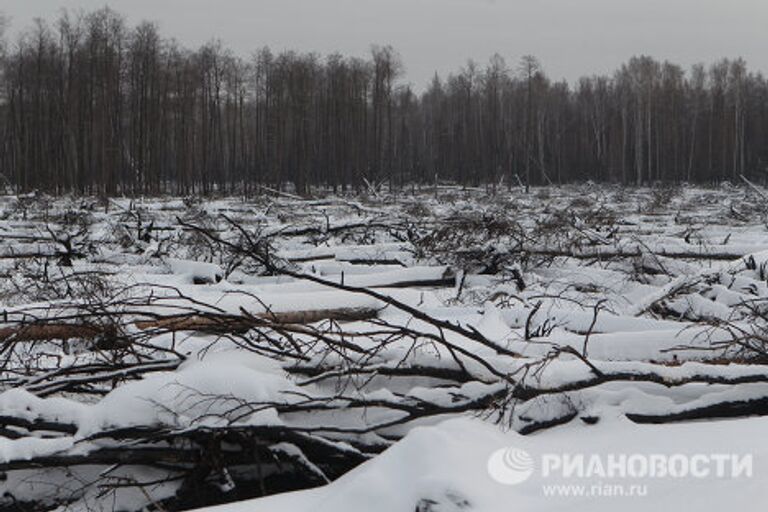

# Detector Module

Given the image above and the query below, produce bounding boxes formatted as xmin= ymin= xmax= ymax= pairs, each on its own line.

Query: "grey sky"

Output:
xmin=3 ymin=0 xmax=768 ymax=89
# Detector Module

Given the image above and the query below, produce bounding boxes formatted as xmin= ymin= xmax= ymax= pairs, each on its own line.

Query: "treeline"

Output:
xmin=1 ymin=8 xmax=767 ymax=195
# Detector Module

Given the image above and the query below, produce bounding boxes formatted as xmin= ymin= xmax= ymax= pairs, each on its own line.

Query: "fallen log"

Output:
xmin=0 ymin=307 xmax=380 ymax=344
xmin=522 ymin=246 xmax=759 ymax=261
xmin=626 ymin=396 xmax=768 ymax=424
xmin=0 ymin=424 xmax=372 ymax=480
xmin=740 ymin=174 xmax=768 ymax=201
xmin=0 ymin=323 xmax=105 ymax=343
xmin=288 ymin=363 xmax=475 ymax=385
xmin=134 ymin=306 xmax=379 ymax=331
xmin=0 ymin=251 xmax=79 ymax=260
xmin=0 ymin=415 xmax=79 ymax=436
xmin=18 ymin=359 xmax=185 ymax=396
xmin=268 ymin=219 xmax=397 ymax=239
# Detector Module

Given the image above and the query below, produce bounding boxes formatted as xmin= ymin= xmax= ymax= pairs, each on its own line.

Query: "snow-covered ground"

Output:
xmin=218 ymin=416 xmax=765 ymax=512
xmin=1 ymin=184 xmax=768 ymax=511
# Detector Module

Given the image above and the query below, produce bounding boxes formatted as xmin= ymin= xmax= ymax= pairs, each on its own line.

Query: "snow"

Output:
xmin=166 ymin=257 xmax=224 ymax=284
xmin=84 ymin=363 xmax=263 ymax=431
xmin=5 ymin=351 xmax=301 ymax=437
xmin=0 ymin=437 xmax=74 ymax=464
xmin=3 ymin=186 xmax=768 ymax=511
xmin=199 ymin=415 xmax=767 ymax=512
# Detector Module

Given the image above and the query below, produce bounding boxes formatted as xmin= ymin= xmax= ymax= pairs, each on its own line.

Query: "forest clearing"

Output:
xmin=1 ymin=184 xmax=768 ymax=511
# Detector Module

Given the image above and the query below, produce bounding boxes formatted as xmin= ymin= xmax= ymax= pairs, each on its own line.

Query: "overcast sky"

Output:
xmin=3 ymin=0 xmax=768 ymax=89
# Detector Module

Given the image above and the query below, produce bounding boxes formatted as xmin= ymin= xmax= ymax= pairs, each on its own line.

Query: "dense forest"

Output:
xmin=0 ymin=8 xmax=767 ymax=195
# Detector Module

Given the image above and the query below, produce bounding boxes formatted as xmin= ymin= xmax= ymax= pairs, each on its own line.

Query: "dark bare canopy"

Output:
xmin=1 ymin=7 xmax=767 ymax=195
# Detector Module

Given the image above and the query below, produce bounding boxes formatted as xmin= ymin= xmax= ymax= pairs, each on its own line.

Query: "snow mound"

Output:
xmin=200 ymin=416 xmax=768 ymax=512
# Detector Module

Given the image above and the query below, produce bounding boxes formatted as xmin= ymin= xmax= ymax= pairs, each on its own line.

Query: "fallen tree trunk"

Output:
xmin=0 ymin=307 xmax=380 ymax=344
xmin=626 ymin=396 xmax=768 ymax=424
xmin=17 ymin=359 xmax=185 ymax=396
xmin=0 ymin=323 xmax=105 ymax=344
xmin=523 ymin=246 xmax=756 ymax=261
xmin=0 ymin=423 xmax=372 ymax=482
xmin=134 ymin=306 xmax=379 ymax=331
xmin=0 ymin=251 xmax=80 ymax=260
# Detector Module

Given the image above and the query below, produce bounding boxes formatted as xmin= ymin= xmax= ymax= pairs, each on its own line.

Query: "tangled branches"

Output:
xmin=4 ymin=190 xmax=768 ymax=511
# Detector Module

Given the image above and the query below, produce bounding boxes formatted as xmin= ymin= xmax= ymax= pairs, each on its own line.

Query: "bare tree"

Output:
xmin=3 ymin=8 xmax=768 ymax=193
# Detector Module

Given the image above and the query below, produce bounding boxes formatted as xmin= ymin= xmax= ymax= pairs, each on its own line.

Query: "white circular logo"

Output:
xmin=487 ymin=447 xmax=535 ymax=485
